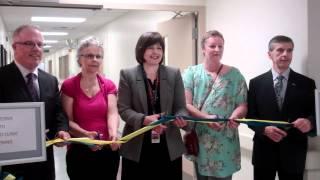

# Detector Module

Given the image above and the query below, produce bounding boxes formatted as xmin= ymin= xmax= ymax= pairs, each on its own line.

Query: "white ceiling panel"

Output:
xmin=0 ymin=5 xmax=129 ymax=52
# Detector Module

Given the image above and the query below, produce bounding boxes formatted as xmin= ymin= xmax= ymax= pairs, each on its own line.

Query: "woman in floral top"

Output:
xmin=183 ymin=30 xmax=248 ymax=180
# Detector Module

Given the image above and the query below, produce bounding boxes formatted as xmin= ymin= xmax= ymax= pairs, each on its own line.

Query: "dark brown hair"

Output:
xmin=135 ymin=32 xmax=165 ymax=64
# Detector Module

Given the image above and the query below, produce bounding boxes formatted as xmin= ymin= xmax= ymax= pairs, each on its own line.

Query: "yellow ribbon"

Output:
xmin=46 ymin=124 xmax=158 ymax=147
xmin=3 ymin=174 xmax=16 ymax=180
xmin=46 ymin=117 xmax=291 ymax=147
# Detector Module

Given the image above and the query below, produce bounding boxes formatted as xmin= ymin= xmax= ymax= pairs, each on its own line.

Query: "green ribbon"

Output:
xmin=47 ymin=115 xmax=292 ymax=147
xmin=153 ymin=115 xmax=293 ymax=128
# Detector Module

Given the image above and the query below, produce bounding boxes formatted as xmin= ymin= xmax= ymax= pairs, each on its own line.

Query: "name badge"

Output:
xmin=151 ymin=130 xmax=160 ymax=143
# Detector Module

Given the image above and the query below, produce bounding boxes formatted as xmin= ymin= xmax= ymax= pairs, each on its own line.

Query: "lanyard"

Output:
xmin=141 ymin=65 xmax=160 ymax=114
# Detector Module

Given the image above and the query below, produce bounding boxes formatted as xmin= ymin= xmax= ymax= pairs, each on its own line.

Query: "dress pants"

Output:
xmin=66 ymin=144 xmax=120 ymax=180
xmin=254 ymin=166 xmax=303 ymax=180
xmin=121 ymin=131 xmax=182 ymax=180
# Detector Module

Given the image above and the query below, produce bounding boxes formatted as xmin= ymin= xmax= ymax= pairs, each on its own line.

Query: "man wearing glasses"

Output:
xmin=0 ymin=25 xmax=70 ymax=180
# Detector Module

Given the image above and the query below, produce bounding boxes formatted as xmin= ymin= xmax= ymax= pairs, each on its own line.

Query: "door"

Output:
xmin=157 ymin=13 xmax=197 ymax=71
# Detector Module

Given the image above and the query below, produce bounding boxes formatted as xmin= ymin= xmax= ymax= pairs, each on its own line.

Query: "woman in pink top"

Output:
xmin=61 ymin=38 xmax=120 ymax=180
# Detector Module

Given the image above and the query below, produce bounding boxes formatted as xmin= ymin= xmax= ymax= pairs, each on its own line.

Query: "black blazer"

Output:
xmin=247 ymin=69 xmax=316 ymax=173
xmin=0 ymin=62 xmax=68 ymax=180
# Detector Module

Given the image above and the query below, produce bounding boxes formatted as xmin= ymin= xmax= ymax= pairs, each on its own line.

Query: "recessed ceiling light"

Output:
xmin=43 ymin=45 xmax=52 ymax=48
xmin=44 ymin=40 xmax=58 ymax=44
xmin=32 ymin=17 xmax=86 ymax=23
xmin=42 ymin=32 xmax=68 ymax=36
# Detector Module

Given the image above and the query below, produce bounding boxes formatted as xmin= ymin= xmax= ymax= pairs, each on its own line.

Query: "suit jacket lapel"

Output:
xmin=11 ymin=62 xmax=33 ymax=101
xmin=159 ymin=65 xmax=168 ymax=114
xmin=38 ymin=71 xmax=47 ymax=101
xmin=135 ymin=66 xmax=148 ymax=113
xmin=282 ymin=69 xmax=296 ymax=114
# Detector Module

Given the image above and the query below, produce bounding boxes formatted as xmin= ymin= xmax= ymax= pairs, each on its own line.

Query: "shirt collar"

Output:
xmin=14 ymin=61 xmax=39 ymax=80
xmin=272 ymin=68 xmax=290 ymax=81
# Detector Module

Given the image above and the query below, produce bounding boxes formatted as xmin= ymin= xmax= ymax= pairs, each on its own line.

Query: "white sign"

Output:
xmin=0 ymin=102 xmax=46 ymax=166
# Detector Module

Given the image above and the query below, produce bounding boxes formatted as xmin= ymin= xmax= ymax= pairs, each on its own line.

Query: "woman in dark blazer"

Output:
xmin=117 ymin=32 xmax=188 ymax=180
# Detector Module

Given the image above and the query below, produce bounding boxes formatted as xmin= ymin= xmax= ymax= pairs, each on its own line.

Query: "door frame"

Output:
xmin=101 ymin=3 xmax=205 ymax=66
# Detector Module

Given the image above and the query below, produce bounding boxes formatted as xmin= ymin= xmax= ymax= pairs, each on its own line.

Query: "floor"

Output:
xmin=54 ymin=147 xmax=255 ymax=180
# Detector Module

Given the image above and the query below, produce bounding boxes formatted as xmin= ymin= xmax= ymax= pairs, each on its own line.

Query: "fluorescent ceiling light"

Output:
xmin=81 ymin=36 xmax=94 ymax=42
xmin=32 ymin=17 xmax=86 ymax=23
xmin=42 ymin=32 xmax=68 ymax=36
xmin=44 ymin=40 xmax=58 ymax=44
xmin=43 ymin=45 xmax=52 ymax=48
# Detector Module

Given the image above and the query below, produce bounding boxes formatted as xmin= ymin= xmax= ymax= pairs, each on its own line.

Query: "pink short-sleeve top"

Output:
xmin=61 ymin=73 xmax=117 ymax=140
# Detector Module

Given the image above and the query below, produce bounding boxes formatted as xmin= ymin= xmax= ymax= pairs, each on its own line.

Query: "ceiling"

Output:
xmin=0 ymin=5 xmax=129 ymax=53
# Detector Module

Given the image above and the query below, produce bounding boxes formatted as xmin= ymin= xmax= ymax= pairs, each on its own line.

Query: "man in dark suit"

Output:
xmin=0 ymin=25 xmax=70 ymax=180
xmin=247 ymin=35 xmax=316 ymax=180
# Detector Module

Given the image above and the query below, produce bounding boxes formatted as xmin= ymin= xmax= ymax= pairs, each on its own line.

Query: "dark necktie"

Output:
xmin=275 ymin=75 xmax=284 ymax=109
xmin=26 ymin=73 xmax=39 ymax=101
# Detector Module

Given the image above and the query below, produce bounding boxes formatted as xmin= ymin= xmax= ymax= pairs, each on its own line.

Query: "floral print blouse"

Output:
xmin=183 ymin=64 xmax=247 ymax=177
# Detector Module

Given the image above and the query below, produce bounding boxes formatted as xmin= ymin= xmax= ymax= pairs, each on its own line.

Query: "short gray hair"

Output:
xmin=268 ymin=35 xmax=294 ymax=51
xmin=76 ymin=38 xmax=104 ymax=61
xmin=12 ymin=24 xmax=41 ymax=42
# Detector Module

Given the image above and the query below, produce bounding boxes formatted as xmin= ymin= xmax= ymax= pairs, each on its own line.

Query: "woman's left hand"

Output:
xmin=54 ymin=130 xmax=71 ymax=147
xmin=109 ymin=135 xmax=120 ymax=151
xmin=173 ymin=116 xmax=188 ymax=128
xmin=228 ymin=118 xmax=239 ymax=129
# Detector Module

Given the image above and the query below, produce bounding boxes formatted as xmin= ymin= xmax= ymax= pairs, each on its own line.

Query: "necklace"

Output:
xmin=81 ymin=78 xmax=99 ymax=97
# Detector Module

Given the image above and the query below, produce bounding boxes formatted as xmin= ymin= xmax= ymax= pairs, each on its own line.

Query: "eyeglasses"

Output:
xmin=15 ymin=41 xmax=45 ymax=49
xmin=80 ymin=54 xmax=103 ymax=60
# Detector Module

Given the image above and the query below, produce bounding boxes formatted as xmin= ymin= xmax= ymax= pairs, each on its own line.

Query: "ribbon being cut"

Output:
xmin=46 ymin=115 xmax=293 ymax=147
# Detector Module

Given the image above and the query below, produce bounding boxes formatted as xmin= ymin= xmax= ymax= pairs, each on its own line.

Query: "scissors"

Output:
xmin=95 ymin=133 xmax=103 ymax=140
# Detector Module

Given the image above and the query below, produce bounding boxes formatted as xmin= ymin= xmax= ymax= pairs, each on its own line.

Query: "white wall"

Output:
xmin=107 ymin=11 xmax=174 ymax=84
xmin=206 ymin=0 xmax=308 ymax=82
xmin=44 ymin=10 xmax=174 ymax=84
xmin=78 ymin=10 xmax=174 ymax=85
xmin=206 ymin=0 xmax=310 ymax=145
xmin=206 ymin=0 xmax=320 ymax=179
xmin=44 ymin=48 xmax=78 ymax=83
xmin=205 ymin=0 xmax=320 ymax=142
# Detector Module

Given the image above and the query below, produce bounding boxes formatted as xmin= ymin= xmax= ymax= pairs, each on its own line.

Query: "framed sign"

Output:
xmin=315 ymin=89 xmax=320 ymax=136
xmin=0 ymin=102 xmax=46 ymax=166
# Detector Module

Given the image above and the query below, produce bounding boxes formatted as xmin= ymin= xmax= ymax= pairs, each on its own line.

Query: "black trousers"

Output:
xmin=254 ymin=166 xmax=303 ymax=180
xmin=2 ymin=147 xmax=55 ymax=180
xmin=66 ymin=144 xmax=120 ymax=180
xmin=121 ymin=131 xmax=182 ymax=180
